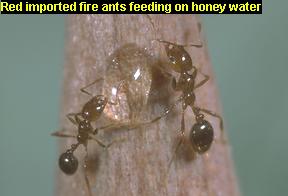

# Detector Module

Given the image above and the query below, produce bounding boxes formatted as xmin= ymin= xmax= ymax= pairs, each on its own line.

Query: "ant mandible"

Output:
xmin=151 ymin=39 xmax=224 ymax=166
xmin=52 ymin=79 xmax=125 ymax=196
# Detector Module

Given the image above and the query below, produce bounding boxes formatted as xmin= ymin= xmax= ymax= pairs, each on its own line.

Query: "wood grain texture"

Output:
xmin=55 ymin=15 xmax=239 ymax=196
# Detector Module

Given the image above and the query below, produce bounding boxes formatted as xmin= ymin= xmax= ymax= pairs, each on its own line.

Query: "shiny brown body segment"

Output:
xmin=52 ymin=84 xmax=123 ymax=196
xmin=151 ymin=39 xmax=224 ymax=167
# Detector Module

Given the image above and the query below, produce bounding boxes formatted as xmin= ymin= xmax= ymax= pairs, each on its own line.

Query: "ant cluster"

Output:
xmin=52 ymin=20 xmax=223 ymax=196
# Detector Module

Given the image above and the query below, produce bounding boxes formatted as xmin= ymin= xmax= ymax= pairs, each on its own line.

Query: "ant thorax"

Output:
xmin=102 ymin=43 xmax=155 ymax=124
xmin=176 ymin=72 xmax=195 ymax=92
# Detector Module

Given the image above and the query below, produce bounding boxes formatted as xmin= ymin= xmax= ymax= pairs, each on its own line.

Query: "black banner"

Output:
xmin=0 ymin=0 xmax=263 ymax=14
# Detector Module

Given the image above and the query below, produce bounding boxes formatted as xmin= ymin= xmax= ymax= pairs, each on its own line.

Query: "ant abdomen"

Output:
xmin=189 ymin=120 xmax=214 ymax=154
xmin=59 ymin=150 xmax=79 ymax=175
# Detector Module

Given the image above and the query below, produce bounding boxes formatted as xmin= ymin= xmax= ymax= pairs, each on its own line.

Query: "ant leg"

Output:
xmin=88 ymin=134 xmax=107 ymax=148
xmin=51 ymin=131 xmax=76 ymax=138
xmin=66 ymin=113 xmax=81 ymax=125
xmin=195 ymin=107 xmax=223 ymax=130
xmin=172 ymin=77 xmax=182 ymax=91
xmin=105 ymin=137 xmax=127 ymax=149
xmin=168 ymin=110 xmax=186 ymax=169
xmin=83 ymin=146 xmax=93 ymax=196
xmin=190 ymin=65 xmax=209 ymax=90
xmin=145 ymin=14 xmax=156 ymax=32
xmin=180 ymin=42 xmax=203 ymax=48
xmin=80 ymin=78 xmax=104 ymax=96
xmin=154 ymin=39 xmax=202 ymax=48
xmin=91 ymin=96 xmax=183 ymax=135
xmin=89 ymin=134 xmax=126 ymax=150
xmin=125 ymin=95 xmax=184 ymax=130
xmin=92 ymin=123 xmax=121 ymax=135
xmin=93 ymin=125 xmax=108 ymax=135
xmin=194 ymin=73 xmax=209 ymax=89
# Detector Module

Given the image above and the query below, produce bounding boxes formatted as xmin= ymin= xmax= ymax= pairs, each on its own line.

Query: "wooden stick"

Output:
xmin=55 ymin=15 xmax=239 ymax=196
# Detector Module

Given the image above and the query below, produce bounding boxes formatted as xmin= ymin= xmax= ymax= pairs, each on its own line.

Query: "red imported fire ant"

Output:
xmin=52 ymin=79 xmax=126 ymax=196
xmin=145 ymin=14 xmax=223 ymax=165
xmin=150 ymin=39 xmax=224 ymax=167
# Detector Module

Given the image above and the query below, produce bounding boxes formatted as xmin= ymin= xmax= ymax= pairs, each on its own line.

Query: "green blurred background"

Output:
xmin=0 ymin=7 xmax=287 ymax=196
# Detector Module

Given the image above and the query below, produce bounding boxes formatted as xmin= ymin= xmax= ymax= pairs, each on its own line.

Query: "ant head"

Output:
xmin=81 ymin=95 xmax=108 ymax=121
xmin=165 ymin=44 xmax=193 ymax=73
xmin=189 ymin=120 xmax=214 ymax=154
xmin=59 ymin=150 xmax=78 ymax=175
xmin=155 ymin=40 xmax=193 ymax=73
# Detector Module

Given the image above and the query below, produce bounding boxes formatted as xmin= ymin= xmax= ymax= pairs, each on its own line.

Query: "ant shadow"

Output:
xmin=85 ymin=151 xmax=101 ymax=184
xmin=174 ymin=135 xmax=197 ymax=165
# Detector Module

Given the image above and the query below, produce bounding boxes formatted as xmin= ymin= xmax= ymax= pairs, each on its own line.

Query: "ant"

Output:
xmin=144 ymin=16 xmax=223 ymax=157
xmin=150 ymin=39 xmax=224 ymax=167
xmin=52 ymin=74 xmax=163 ymax=195
xmin=52 ymin=79 xmax=125 ymax=196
